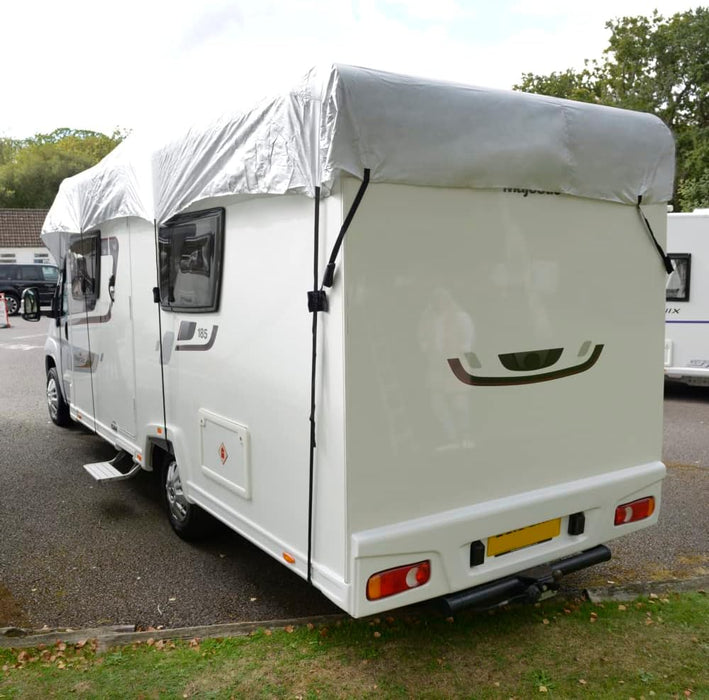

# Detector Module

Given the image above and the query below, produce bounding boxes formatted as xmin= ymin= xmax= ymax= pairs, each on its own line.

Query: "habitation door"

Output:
xmin=65 ymin=232 xmax=101 ymax=429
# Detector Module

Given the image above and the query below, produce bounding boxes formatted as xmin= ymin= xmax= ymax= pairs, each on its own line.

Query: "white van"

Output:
xmin=24 ymin=65 xmax=673 ymax=617
xmin=664 ymin=210 xmax=709 ymax=385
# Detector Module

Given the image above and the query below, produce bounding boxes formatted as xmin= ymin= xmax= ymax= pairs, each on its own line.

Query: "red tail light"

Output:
xmin=614 ymin=497 xmax=655 ymax=526
xmin=366 ymin=560 xmax=431 ymax=601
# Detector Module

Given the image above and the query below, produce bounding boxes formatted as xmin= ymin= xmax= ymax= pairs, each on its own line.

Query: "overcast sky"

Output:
xmin=2 ymin=0 xmax=700 ymax=139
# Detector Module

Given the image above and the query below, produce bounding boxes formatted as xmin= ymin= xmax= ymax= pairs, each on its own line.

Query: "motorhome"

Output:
xmin=24 ymin=65 xmax=674 ymax=617
xmin=664 ymin=210 xmax=709 ymax=385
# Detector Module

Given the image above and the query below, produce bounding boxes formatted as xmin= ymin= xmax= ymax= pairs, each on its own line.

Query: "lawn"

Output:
xmin=1 ymin=592 xmax=706 ymax=698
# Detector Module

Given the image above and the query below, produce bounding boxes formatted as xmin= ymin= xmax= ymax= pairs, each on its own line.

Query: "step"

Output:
xmin=83 ymin=451 xmax=142 ymax=485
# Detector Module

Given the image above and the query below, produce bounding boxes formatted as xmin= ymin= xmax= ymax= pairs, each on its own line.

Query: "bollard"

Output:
xmin=0 ymin=292 xmax=10 ymax=328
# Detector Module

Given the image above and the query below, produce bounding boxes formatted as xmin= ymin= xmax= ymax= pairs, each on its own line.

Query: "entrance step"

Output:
xmin=83 ymin=450 xmax=141 ymax=485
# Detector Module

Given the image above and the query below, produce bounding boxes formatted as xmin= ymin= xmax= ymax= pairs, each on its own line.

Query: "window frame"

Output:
xmin=158 ymin=207 xmax=225 ymax=314
xmin=69 ymin=230 xmax=101 ymax=311
xmin=666 ymin=253 xmax=691 ymax=303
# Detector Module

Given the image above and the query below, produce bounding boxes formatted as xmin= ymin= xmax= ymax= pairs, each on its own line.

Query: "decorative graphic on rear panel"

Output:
xmin=448 ymin=341 xmax=604 ymax=386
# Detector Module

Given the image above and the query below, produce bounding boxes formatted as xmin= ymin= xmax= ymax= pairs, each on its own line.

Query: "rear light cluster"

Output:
xmin=614 ymin=497 xmax=655 ymax=526
xmin=366 ymin=560 xmax=431 ymax=601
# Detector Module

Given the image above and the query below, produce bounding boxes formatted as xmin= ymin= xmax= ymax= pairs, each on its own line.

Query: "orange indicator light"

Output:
xmin=283 ymin=553 xmax=296 ymax=564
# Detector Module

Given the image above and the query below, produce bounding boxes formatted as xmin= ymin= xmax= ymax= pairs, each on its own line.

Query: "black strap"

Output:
xmin=322 ymin=169 xmax=371 ymax=288
xmin=153 ymin=221 xmax=169 ymax=443
xmin=306 ymin=186 xmax=321 ymax=584
xmin=305 ymin=170 xmax=371 ymax=585
xmin=637 ymin=196 xmax=674 ymax=275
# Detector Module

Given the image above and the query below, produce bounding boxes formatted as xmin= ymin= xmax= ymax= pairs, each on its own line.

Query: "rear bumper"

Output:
xmin=439 ymin=545 xmax=611 ymax=614
xmin=347 ymin=461 xmax=664 ymax=617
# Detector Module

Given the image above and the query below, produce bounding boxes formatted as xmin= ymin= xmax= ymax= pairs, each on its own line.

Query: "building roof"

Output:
xmin=0 ymin=209 xmax=48 ymax=248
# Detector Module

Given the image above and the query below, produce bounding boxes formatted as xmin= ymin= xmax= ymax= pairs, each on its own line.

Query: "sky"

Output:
xmin=1 ymin=0 xmax=702 ymax=139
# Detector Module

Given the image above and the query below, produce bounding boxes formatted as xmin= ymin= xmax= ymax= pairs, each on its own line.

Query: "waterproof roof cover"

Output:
xmin=42 ymin=64 xmax=675 ymax=257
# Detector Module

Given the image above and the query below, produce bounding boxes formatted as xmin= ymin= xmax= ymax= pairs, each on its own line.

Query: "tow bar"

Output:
xmin=439 ymin=545 xmax=611 ymax=614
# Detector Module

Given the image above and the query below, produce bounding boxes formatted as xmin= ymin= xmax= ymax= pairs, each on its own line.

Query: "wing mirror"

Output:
xmin=21 ymin=287 xmax=41 ymax=322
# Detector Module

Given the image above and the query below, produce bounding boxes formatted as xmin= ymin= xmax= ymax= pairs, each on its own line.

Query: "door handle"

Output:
xmin=64 ymin=321 xmax=68 ymax=340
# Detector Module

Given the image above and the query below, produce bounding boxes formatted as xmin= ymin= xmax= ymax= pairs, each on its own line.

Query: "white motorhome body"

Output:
xmin=664 ymin=210 xmax=709 ymax=385
xmin=33 ymin=65 xmax=673 ymax=617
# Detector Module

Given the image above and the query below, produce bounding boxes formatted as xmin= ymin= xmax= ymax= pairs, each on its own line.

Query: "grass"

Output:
xmin=1 ymin=592 xmax=707 ymax=698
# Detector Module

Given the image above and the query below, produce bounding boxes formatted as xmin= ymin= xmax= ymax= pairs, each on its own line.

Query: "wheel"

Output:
xmin=47 ymin=366 xmax=71 ymax=427
xmin=5 ymin=293 xmax=19 ymax=316
xmin=163 ymin=459 xmax=214 ymax=540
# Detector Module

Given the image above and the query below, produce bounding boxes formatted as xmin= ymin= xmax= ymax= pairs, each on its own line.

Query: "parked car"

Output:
xmin=0 ymin=263 xmax=58 ymax=315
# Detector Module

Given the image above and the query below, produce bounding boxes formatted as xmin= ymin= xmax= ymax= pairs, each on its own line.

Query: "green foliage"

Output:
xmin=514 ymin=8 xmax=709 ymax=211
xmin=0 ymin=128 xmax=125 ymax=209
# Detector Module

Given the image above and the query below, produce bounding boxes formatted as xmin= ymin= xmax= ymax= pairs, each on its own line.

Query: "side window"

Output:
xmin=666 ymin=253 xmax=690 ymax=302
xmin=42 ymin=266 xmax=59 ymax=283
xmin=68 ymin=232 xmax=101 ymax=311
xmin=158 ymin=208 xmax=224 ymax=313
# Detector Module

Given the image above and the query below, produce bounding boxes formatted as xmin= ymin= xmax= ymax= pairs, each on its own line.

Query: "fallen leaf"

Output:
xmin=649 ymin=593 xmax=658 ymax=600
xmin=373 ymin=631 xmax=381 ymax=638
xmin=563 ymin=608 xmax=572 ymax=615
xmin=307 ymin=623 xmax=315 ymax=631
xmin=618 ymin=605 xmax=627 ymax=611
xmin=264 ymin=630 xmax=272 ymax=637
xmin=17 ymin=651 xmax=29 ymax=663
xmin=250 ymin=597 xmax=257 ymax=602
xmin=168 ymin=597 xmax=176 ymax=602
xmin=285 ymin=625 xmax=295 ymax=633
xmin=539 ymin=685 xmax=548 ymax=693
xmin=57 ymin=642 xmax=67 ymax=652
xmin=155 ymin=640 xmax=165 ymax=650
xmin=446 ymin=617 xmax=455 ymax=624
xmin=75 ymin=639 xmax=87 ymax=649
xmin=579 ymin=679 xmax=587 ymax=685
xmin=542 ymin=619 xmax=550 ymax=625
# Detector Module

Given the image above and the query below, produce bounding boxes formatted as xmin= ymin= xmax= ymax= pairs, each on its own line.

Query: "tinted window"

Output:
xmin=158 ymin=208 xmax=224 ymax=313
xmin=69 ymin=232 xmax=101 ymax=311
xmin=666 ymin=254 xmax=690 ymax=302
xmin=21 ymin=266 xmax=41 ymax=281
xmin=42 ymin=266 xmax=59 ymax=282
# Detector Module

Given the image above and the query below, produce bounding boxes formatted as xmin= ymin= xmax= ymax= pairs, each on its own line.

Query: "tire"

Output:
xmin=5 ymin=293 xmax=19 ymax=316
xmin=47 ymin=366 xmax=71 ymax=427
xmin=163 ymin=459 xmax=214 ymax=540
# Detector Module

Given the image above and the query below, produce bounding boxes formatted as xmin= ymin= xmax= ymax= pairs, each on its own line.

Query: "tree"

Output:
xmin=515 ymin=8 xmax=709 ymax=211
xmin=0 ymin=128 xmax=125 ymax=209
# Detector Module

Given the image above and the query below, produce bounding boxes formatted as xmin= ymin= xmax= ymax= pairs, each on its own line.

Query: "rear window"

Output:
xmin=666 ymin=254 xmax=690 ymax=302
xmin=158 ymin=208 xmax=224 ymax=313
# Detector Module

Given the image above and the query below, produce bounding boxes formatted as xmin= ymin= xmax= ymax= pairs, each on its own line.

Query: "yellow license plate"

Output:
xmin=487 ymin=518 xmax=561 ymax=557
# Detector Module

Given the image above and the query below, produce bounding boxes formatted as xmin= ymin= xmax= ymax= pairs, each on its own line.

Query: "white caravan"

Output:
xmin=664 ymin=210 xmax=709 ymax=385
xmin=24 ymin=65 xmax=674 ymax=617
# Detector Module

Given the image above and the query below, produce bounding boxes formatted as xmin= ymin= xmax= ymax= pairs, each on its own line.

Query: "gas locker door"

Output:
xmin=66 ymin=232 xmax=101 ymax=428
